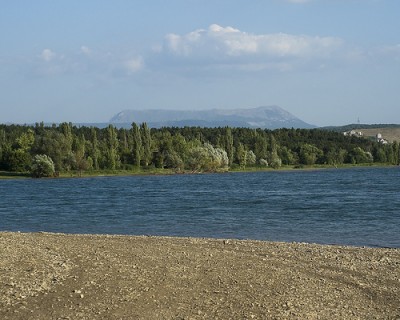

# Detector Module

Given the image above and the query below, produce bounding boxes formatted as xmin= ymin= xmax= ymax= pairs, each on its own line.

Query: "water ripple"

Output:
xmin=1 ymin=167 xmax=399 ymax=247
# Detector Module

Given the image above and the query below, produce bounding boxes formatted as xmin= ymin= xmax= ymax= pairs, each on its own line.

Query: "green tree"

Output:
xmin=187 ymin=146 xmax=209 ymax=172
xmin=131 ymin=123 xmax=142 ymax=168
xmin=141 ymin=123 xmax=152 ymax=167
xmin=299 ymin=144 xmax=323 ymax=165
xmin=187 ymin=143 xmax=228 ymax=172
xmin=32 ymin=129 xmax=65 ymax=171
xmin=4 ymin=129 xmax=36 ymax=172
xmin=103 ymin=125 xmax=120 ymax=170
xmin=259 ymin=158 xmax=269 ymax=167
xmin=171 ymin=134 xmax=189 ymax=165
xmin=236 ymin=143 xmax=247 ymax=168
xmin=165 ymin=151 xmax=184 ymax=171
xmin=278 ymin=146 xmax=295 ymax=166
xmin=16 ymin=129 xmax=35 ymax=152
xmin=392 ymin=141 xmax=399 ymax=165
xmin=118 ymin=129 xmax=131 ymax=167
xmin=225 ymin=127 xmax=234 ymax=166
xmin=152 ymin=131 xmax=173 ymax=168
xmin=246 ymin=150 xmax=257 ymax=166
xmin=385 ymin=144 xmax=395 ymax=164
xmin=31 ymin=154 xmax=55 ymax=178
xmin=204 ymin=143 xmax=229 ymax=171
xmin=0 ymin=128 xmax=5 ymax=164
xmin=88 ymin=128 xmax=100 ymax=170
xmin=73 ymin=134 xmax=90 ymax=175
xmin=373 ymin=146 xmax=387 ymax=163
xmin=60 ymin=123 xmax=73 ymax=147
xmin=349 ymin=147 xmax=373 ymax=164
xmin=254 ymin=133 xmax=268 ymax=162
xmin=268 ymin=135 xmax=282 ymax=168
xmin=326 ymin=148 xmax=347 ymax=166
xmin=2 ymin=148 xmax=31 ymax=172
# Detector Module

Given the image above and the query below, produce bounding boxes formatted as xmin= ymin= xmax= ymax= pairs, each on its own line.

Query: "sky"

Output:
xmin=1 ymin=0 xmax=399 ymax=127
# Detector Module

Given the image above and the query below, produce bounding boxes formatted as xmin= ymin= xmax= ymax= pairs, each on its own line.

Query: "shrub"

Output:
xmin=31 ymin=154 xmax=55 ymax=178
xmin=259 ymin=159 xmax=269 ymax=167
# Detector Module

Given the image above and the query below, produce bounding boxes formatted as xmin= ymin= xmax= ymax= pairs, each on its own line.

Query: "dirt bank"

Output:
xmin=0 ymin=232 xmax=399 ymax=319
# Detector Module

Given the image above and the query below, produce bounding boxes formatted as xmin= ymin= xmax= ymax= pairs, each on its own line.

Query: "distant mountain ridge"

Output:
xmin=109 ymin=106 xmax=315 ymax=129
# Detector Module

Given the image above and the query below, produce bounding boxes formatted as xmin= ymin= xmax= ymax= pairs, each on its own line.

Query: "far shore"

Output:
xmin=0 ymin=163 xmax=397 ymax=180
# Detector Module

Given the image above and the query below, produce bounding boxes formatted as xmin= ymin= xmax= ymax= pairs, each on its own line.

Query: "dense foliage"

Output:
xmin=0 ymin=122 xmax=399 ymax=176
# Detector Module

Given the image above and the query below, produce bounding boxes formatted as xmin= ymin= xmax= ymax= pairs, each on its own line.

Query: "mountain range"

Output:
xmin=109 ymin=106 xmax=316 ymax=129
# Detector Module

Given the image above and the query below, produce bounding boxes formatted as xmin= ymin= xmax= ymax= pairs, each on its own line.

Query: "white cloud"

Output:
xmin=40 ymin=49 xmax=56 ymax=61
xmin=379 ymin=44 xmax=400 ymax=55
xmin=164 ymin=24 xmax=343 ymax=60
xmin=31 ymin=45 xmax=147 ymax=79
xmin=124 ymin=56 xmax=144 ymax=73
xmin=372 ymin=44 xmax=400 ymax=63
xmin=80 ymin=46 xmax=91 ymax=56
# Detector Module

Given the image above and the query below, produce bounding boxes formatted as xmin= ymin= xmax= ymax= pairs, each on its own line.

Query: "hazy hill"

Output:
xmin=109 ymin=106 xmax=316 ymax=129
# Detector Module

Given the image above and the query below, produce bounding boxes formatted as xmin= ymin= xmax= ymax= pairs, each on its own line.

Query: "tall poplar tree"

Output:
xmin=224 ymin=127 xmax=234 ymax=166
xmin=141 ymin=122 xmax=152 ymax=167
xmin=105 ymin=125 xmax=120 ymax=170
xmin=268 ymin=134 xmax=282 ymax=168
xmin=236 ymin=143 xmax=247 ymax=168
xmin=254 ymin=132 xmax=268 ymax=162
xmin=59 ymin=122 xmax=73 ymax=156
xmin=89 ymin=128 xmax=100 ymax=170
xmin=0 ymin=128 xmax=5 ymax=166
xmin=131 ymin=122 xmax=142 ymax=168
xmin=392 ymin=141 xmax=400 ymax=165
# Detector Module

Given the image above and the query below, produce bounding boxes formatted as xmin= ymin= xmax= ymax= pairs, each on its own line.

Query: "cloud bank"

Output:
xmin=24 ymin=24 xmax=398 ymax=80
xmin=162 ymin=24 xmax=343 ymax=71
xmin=32 ymin=45 xmax=145 ymax=78
xmin=165 ymin=24 xmax=342 ymax=58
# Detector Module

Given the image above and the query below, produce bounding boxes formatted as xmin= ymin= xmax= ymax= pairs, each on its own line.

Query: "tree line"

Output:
xmin=0 ymin=122 xmax=399 ymax=177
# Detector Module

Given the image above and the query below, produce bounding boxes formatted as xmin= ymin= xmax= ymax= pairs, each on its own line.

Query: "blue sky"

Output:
xmin=1 ymin=0 xmax=399 ymax=126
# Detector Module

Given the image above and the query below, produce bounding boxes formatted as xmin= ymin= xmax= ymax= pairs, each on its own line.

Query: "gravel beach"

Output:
xmin=0 ymin=232 xmax=399 ymax=319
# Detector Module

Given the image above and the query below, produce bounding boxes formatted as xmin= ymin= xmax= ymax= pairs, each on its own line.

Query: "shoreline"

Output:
xmin=1 ymin=231 xmax=399 ymax=319
xmin=2 ymin=230 xmax=399 ymax=250
xmin=1 ymin=163 xmax=397 ymax=180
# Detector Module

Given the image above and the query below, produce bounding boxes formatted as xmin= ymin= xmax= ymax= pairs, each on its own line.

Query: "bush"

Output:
xmin=187 ymin=143 xmax=229 ymax=172
xmin=31 ymin=154 xmax=55 ymax=178
xmin=259 ymin=159 xmax=269 ymax=167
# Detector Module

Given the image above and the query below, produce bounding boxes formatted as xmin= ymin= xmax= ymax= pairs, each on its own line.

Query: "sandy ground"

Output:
xmin=0 ymin=232 xmax=399 ymax=319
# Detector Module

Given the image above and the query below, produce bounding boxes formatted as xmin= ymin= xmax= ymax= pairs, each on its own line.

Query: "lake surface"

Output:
xmin=1 ymin=167 xmax=399 ymax=248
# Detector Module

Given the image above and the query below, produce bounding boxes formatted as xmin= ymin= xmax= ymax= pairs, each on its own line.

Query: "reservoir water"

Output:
xmin=1 ymin=167 xmax=399 ymax=248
